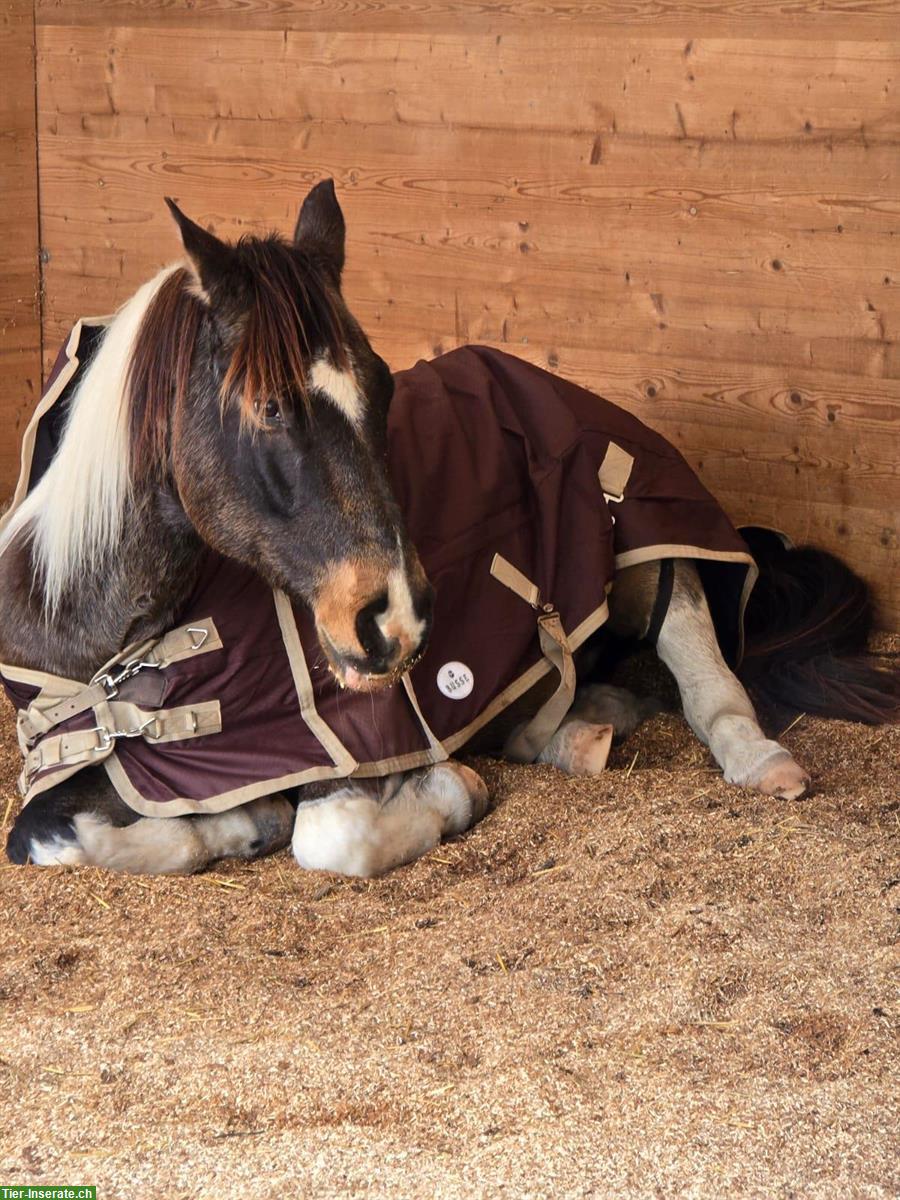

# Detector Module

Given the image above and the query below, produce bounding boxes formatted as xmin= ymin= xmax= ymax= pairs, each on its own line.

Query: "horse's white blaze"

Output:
xmin=0 ymin=264 xmax=182 ymax=614
xmin=378 ymin=562 xmax=426 ymax=651
xmin=309 ymin=357 xmax=363 ymax=427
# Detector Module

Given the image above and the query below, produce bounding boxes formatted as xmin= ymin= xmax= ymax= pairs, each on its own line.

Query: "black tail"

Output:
xmin=739 ymin=528 xmax=899 ymax=724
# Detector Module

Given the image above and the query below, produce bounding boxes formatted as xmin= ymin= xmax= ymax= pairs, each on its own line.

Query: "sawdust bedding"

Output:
xmin=0 ymin=644 xmax=897 ymax=1199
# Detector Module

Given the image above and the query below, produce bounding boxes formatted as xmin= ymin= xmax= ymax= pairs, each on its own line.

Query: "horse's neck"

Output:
xmin=0 ymin=487 xmax=203 ymax=681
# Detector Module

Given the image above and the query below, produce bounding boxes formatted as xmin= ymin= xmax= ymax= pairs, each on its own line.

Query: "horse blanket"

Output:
xmin=2 ymin=323 xmax=756 ymax=816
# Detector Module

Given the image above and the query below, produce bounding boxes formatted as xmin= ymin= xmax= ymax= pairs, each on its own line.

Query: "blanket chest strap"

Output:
xmin=19 ymin=699 xmax=222 ymax=796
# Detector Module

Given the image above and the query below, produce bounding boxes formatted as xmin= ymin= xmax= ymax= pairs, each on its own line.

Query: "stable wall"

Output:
xmin=7 ymin=1 xmax=900 ymax=625
xmin=0 ymin=0 xmax=42 ymax=492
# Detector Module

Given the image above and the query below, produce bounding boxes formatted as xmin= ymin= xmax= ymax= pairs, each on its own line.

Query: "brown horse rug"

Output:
xmin=1 ymin=329 xmax=755 ymax=816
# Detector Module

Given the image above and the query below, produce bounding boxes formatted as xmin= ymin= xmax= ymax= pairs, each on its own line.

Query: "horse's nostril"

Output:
xmin=355 ymin=591 xmax=390 ymax=658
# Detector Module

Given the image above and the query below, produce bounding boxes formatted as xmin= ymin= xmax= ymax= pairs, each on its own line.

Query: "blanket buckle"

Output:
xmin=92 ymin=659 xmax=162 ymax=700
xmin=90 ymin=716 xmax=158 ymax=752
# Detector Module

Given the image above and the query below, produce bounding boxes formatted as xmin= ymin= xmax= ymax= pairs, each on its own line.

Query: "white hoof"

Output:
xmin=751 ymin=752 xmax=811 ymax=800
xmin=539 ymin=718 xmax=614 ymax=777
xmin=417 ymin=762 xmax=491 ymax=834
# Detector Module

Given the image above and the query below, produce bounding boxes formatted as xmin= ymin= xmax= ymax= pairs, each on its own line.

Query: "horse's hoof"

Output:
xmin=424 ymin=762 xmax=491 ymax=833
xmin=566 ymin=721 xmax=615 ymax=777
xmin=754 ymin=754 xmax=811 ymax=800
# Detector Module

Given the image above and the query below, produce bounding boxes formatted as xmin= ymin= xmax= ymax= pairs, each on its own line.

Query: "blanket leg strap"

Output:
xmin=502 ymin=610 xmax=577 ymax=764
xmin=491 ymin=554 xmax=577 ymax=763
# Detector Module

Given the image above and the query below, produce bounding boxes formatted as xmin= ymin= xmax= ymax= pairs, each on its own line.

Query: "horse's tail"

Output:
xmin=738 ymin=528 xmax=900 ymax=724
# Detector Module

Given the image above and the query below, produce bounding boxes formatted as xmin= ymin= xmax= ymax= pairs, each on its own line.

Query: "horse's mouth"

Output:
xmin=340 ymin=664 xmax=405 ymax=692
xmin=318 ymin=631 xmax=426 ymax=693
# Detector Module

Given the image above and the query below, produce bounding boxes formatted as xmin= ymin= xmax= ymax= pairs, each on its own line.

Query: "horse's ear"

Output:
xmin=293 ymin=180 xmax=345 ymax=280
xmin=164 ymin=198 xmax=232 ymax=300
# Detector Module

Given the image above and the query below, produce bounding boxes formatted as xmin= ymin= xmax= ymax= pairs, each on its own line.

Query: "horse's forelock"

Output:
xmin=126 ymin=239 xmax=351 ymax=479
xmin=220 ymin=238 xmax=351 ymax=428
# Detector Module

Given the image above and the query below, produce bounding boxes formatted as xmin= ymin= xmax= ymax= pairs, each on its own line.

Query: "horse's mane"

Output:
xmin=0 ymin=236 xmax=350 ymax=615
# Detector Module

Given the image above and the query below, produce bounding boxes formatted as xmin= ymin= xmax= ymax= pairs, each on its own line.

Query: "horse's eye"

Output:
xmin=262 ymin=399 xmax=283 ymax=423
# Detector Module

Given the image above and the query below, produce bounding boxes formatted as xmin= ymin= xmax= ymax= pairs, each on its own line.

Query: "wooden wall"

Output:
xmin=1 ymin=0 xmax=41 ymax=494
xmin=25 ymin=2 xmax=900 ymax=625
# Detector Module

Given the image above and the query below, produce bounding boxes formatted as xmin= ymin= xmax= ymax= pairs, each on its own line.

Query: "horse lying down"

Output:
xmin=1 ymin=183 xmax=897 ymax=876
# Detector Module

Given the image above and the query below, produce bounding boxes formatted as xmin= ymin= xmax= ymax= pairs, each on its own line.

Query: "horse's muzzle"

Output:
xmin=314 ymin=568 xmax=434 ymax=691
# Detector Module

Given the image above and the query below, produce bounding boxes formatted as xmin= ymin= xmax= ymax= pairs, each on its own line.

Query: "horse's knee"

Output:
xmin=293 ymin=790 xmax=395 ymax=877
xmin=78 ymin=813 xmax=210 ymax=874
xmin=292 ymin=765 xmax=489 ymax=878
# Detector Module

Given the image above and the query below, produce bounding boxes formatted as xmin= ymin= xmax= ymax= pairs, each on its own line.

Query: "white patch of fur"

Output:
xmin=377 ymin=543 xmax=426 ymax=650
xmin=0 ymin=264 xmax=182 ymax=613
xmin=28 ymin=832 xmax=87 ymax=867
xmin=72 ymin=811 xmax=207 ymax=875
xmin=292 ymin=764 xmax=488 ymax=877
xmin=292 ymin=787 xmax=445 ymax=876
xmin=309 ymin=357 xmax=364 ymax=427
xmin=655 ymin=562 xmax=807 ymax=792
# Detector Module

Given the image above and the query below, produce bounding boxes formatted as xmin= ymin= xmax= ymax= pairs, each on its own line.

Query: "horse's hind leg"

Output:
xmin=656 ymin=560 xmax=810 ymax=799
xmin=292 ymin=761 xmax=490 ymax=877
xmin=7 ymin=767 xmax=294 ymax=874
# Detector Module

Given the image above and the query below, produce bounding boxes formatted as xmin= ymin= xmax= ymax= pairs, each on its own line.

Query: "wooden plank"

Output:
xmin=0 ymin=0 xmax=42 ymax=500
xmin=35 ymin=31 xmax=900 ymax=138
xmin=33 ymin=23 xmax=900 ymax=625
xmin=34 ymin=0 xmax=900 ymax=40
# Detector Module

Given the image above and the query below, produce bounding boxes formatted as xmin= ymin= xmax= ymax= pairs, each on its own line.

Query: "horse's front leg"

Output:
xmin=656 ymin=560 xmax=810 ymax=799
xmin=7 ymin=767 xmax=295 ymax=873
xmin=291 ymin=762 xmax=490 ymax=878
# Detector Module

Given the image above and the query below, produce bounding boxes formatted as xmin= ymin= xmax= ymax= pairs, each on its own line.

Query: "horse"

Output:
xmin=2 ymin=181 xmax=897 ymax=877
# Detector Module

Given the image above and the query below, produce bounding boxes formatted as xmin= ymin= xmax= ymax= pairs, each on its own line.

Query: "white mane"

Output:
xmin=0 ymin=265 xmax=182 ymax=614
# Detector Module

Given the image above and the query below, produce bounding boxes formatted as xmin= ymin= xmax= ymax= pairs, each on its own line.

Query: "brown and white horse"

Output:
xmin=2 ymin=183 xmax=896 ymax=875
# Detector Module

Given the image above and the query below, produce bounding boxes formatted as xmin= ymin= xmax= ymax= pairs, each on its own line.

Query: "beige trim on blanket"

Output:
xmin=103 ymin=755 xmax=349 ymax=819
xmin=273 ymin=590 xmax=358 ymax=775
xmin=441 ymin=597 xmax=611 ymax=759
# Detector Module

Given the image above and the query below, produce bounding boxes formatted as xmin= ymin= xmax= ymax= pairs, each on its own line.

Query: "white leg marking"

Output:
xmin=656 ymin=562 xmax=810 ymax=799
xmin=28 ymin=835 xmax=88 ymax=867
xmin=73 ymin=813 xmax=209 ymax=875
xmin=32 ymin=795 xmax=294 ymax=876
xmin=292 ymin=762 xmax=489 ymax=878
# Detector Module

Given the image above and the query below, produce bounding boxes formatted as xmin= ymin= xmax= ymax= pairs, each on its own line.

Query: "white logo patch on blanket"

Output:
xmin=437 ymin=662 xmax=474 ymax=699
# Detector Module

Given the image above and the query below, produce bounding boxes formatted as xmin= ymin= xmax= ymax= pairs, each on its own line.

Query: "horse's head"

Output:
xmin=141 ymin=183 xmax=432 ymax=690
